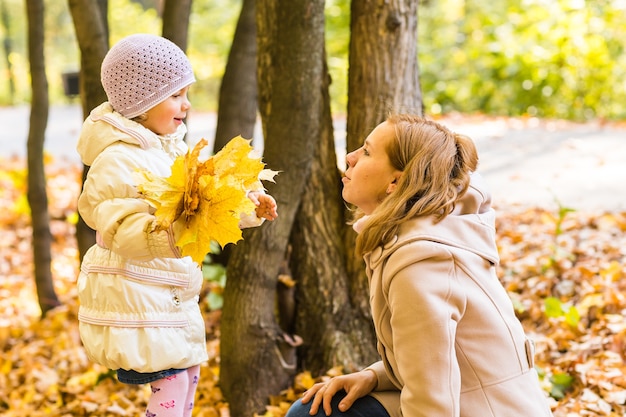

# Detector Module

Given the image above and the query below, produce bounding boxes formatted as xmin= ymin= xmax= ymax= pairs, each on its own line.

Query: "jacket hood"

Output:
xmin=76 ymin=102 xmax=187 ymax=166
xmin=368 ymin=173 xmax=500 ymax=268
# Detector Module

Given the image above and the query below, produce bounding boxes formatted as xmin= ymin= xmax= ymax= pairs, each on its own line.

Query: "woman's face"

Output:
xmin=342 ymin=121 xmax=402 ymax=214
xmin=140 ymin=86 xmax=191 ymax=136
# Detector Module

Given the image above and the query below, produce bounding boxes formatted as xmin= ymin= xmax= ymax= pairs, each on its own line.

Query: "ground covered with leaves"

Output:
xmin=1 ymin=154 xmax=625 ymax=416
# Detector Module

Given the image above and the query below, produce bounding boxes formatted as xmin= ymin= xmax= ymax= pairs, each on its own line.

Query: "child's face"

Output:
xmin=140 ymin=86 xmax=191 ymax=135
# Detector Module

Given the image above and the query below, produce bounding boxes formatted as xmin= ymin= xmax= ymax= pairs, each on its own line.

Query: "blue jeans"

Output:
xmin=116 ymin=367 xmax=186 ymax=385
xmin=285 ymin=390 xmax=390 ymax=417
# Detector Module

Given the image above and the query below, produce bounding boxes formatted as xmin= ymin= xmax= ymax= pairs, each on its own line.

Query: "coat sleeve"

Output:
xmin=78 ymin=147 xmax=180 ymax=261
xmin=383 ymin=243 xmax=466 ymax=417
xmin=365 ymin=360 xmax=397 ymax=391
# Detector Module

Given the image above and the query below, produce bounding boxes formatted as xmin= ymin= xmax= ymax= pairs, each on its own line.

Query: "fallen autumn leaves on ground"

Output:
xmin=0 ymin=153 xmax=625 ymax=417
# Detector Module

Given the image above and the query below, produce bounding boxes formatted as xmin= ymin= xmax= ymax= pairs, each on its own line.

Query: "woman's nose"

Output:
xmin=346 ymin=151 xmax=356 ymax=167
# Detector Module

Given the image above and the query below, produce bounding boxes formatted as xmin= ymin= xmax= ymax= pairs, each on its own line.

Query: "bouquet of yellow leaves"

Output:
xmin=133 ymin=136 xmax=277 ymax=265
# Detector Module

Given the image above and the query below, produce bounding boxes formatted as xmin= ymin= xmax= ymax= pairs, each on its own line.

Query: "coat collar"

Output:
xmin=77 ymin=102 xmax=187 ymax=166
xmin=365 ymin=173 xmax=500 ymax=269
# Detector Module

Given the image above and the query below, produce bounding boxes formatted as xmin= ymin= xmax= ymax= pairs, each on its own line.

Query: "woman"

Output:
xmin=286 ymin=114 xmax=553 ymax=417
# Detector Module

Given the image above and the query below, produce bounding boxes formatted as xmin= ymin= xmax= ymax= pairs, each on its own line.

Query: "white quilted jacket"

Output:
xmin=76 ymin=102 xmax=207 ymax=372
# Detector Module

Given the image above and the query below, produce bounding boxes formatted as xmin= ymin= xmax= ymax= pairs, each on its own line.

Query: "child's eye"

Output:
xmin=172 ymin=88 xmax=187 ymax=99
xmin=362 ymin=147 xmax=370 ymax=156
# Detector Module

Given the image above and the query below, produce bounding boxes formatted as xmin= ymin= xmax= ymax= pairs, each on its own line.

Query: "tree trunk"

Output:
xmin=25 ymin=0 xmax=60 ymax=317
xmin=213 ymin=0 xmax=257 ymax=152
xmin=162 ymin=0 xmax=192 ymax=50
xmin=68 ymin=0 xmax=109 ymax=119
xmin=290 ymin=56 xmax=378 ymax=375
xmin=347 ymin=0 xmax=422 ymax=152
xmin=220 ymin=1 xmax=326 ymax=415
xmin=341 ymin=0 xmax=423 ymax=343
xmin=161 ymin=0 xmax=192 ymax=145
xmin=292 ymin=0 xmax=424 ymax=378
xmin=0 ymin=0 xmax=16 ymax=103
xmin=67 ymin=0 xmax=109 ymax=261
xmin=221 ymin=0 xmax=423 ymax=413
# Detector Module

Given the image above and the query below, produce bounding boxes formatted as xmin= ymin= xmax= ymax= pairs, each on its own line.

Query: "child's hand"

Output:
xmin=248 ymin=191 xmax=278 ymax=221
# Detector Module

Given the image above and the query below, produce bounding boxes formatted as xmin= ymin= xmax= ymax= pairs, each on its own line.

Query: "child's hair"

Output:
xmin=101 ymin=34 xmax=195 ymax=119
xmin=355 ymin=114 xmax=479 ymax=256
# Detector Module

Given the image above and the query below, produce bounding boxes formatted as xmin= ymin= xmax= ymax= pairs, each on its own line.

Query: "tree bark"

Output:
xmin=67 ymin=0 xmax=109 ymax=261
xmin=25 ymin=0 xmax=60 ymax=317
xmin=220 ymin=1 xmax=327 ymax=415
xmin=292 ymin=0 xmax=424 ymax=378
xmin=221 ymin=1 xmax=425 ymax=412
xmin=0 ymin=0 xmax=16 ymax=103
xmin=68 ymin=0 xmax=109 ymax=119
xmin=161 ymin=0 xmax=192 ymax=50
xmin=347 ymin=0 xmax=422 ymax=152
xmin=342 ymin=0 xmax=423 ymax=340
xmin=289 ymin=55 xmax=379 ymax=374
xmin=213 ymin=0 xmax=257 ymax=152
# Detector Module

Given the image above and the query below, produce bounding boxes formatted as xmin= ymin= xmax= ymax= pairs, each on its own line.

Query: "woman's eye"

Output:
xmin=362 ymin=148 xmax=370 ymax=156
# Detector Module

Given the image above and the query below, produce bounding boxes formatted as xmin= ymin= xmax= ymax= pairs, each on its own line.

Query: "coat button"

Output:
xmin=170 ymin=287 xmax=181 ymax=306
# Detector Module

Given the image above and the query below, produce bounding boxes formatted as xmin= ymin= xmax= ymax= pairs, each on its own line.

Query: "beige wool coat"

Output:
xmin=363 ymin=174 xmax=554 ymax=417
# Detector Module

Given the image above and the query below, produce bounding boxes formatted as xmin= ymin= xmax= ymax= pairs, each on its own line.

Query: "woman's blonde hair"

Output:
xmin=354 ymin=114 xmax=478 ymax=256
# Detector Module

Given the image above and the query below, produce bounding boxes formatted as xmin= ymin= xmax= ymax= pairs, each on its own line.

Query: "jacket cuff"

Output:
xmin=239 ymin=211 xmax=265 ymax=228
xmin=365 ymin=361 xmax=397 ymax=391
xmin=145 ymin=221 xmax=182 ymax=259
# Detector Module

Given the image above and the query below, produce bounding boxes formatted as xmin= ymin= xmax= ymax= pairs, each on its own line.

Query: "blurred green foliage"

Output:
xmin=0 ymin=0 xmax=624 ymax=120
xmin=324 ymin=0 xmax=350 ymax=115
xmin=418 ymin=0 xmax=626 ymax=120
xmin=0 ymin=0 xmax=241 ymax=109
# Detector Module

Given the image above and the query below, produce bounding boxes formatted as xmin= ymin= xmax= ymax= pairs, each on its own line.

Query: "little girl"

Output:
xmin=76 ymin=34 xmax=277 ymax=417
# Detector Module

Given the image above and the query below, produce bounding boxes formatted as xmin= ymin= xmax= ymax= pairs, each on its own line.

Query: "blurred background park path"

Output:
xmin=1 ymin=104 xmax=624 ymax=213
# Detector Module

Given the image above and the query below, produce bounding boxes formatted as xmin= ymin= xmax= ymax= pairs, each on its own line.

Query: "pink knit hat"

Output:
xmin=101 ymin=34 xmax=195 ymax=119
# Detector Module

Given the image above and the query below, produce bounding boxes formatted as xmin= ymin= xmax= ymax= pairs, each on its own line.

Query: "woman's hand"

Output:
xmin=301 ymin=369 xmax=378 ymax=416
xmin=248 ymin=191 xmax=278 ymax=221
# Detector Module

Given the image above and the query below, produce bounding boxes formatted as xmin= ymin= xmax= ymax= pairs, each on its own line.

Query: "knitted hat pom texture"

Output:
xmin=101 ymin=34 xmax=196 ymax=119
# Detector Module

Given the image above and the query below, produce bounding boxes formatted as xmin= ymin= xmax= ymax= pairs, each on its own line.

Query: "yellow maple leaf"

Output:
xmin=135 ymin=136 xmax=277 ymax=265
xmin=177 ymin=174 xmax=255 ymax=263
xmin=134 ymin=154 xmax=186 ymax=230
xmin=184 ymin=138 xmax=212 ymax=219
xmin=213 ymin=136 xmax=267 ymax=190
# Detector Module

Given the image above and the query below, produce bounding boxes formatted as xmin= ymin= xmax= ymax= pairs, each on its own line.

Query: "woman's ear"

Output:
xmin=386 ymin=174 xmax=401 ymax=195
